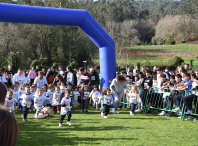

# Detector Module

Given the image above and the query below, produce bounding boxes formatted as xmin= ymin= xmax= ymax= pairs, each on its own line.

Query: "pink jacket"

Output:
xmin=28 ymin=70 xmax=37 ymax=79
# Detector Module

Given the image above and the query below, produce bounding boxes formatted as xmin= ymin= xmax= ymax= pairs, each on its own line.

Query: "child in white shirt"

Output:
xmin=60 ymin=81 xmax=67 ymax=94
xmin=126 ymin=86 xmax=142 ymax=116
xmin=34 ymin=88 xmax=49 ymax=119
xmin=18 ymin=86 xmax=34 ymax=121
xmin=51 ymin=86 xmax=61 ymax=113
xmin=6 ymin=91 xmax=17 ymax=113
xmin=18 ymin=84 xmax=26 ymax=111
xmin=45 ymin=85 xmax=55 ymax=106
xmin=89 ymin=85 xmax=101 ymax=110
xmin=73 ymin=87 xmax=80 ymax=108
xmin=59 ymin=89 xmax=72 ymax=127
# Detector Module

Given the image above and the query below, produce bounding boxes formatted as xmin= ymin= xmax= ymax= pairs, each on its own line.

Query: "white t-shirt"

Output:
xmin=0 ymin=75 xmax=7 ymax=83
xmin=60 ymin=97 xmax=71 ymax=115
xmin=60 ymin=86 xmax=67 ymax=94
xmin=192 ymin=81 xmax=198 ymax=96
xmin=73 ymin=91 xmax=80 ymax=101
xmin=12 ymin=74 xmax=27 ymax=85
xmin=46 ymin=90 xmax=55 ymax=100
xmin=52 ymin=92 xmax=61 ymax=106
xmin=25 ymin=77 xmax=29 ymax=84
xmin=20 ymin=93 xmax=34 ymax=107
xmin=13 ymin=91 xmax=19 ymax=100
xmin=89 ymin=90 xmax=100 ymax=101
xmin=34 ymin=95 xmax=48 ymax=108
xmin=127 ymin=93 xmax=140 ymax=104
xmin=67 ymin=72 xmax=73 ymax=85
xmin=59 ymin=70 xmax=64 ymax=77
xmin=34 ymin=77 xmax=47 ymax=88
xmin=83 ymin=91 xmax=90 ymax=99
xmin=6 ymin=98 xmax=17 ymax=110
xmin=18 ymin=90 xmax=26 ymax=97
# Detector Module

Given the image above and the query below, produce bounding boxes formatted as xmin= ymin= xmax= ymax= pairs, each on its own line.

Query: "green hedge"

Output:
xmin=163 ymin=41 xmax=176 ymax=45
xmin=181 ymin=40 xmax=186 ymax=43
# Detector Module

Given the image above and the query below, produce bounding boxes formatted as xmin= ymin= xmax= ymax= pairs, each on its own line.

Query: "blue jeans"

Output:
xmin=130 ymin=103 xmax=136 ymax=113
xmin=175 ymin=94 xmax=183 ymax=107
xmin=81 ymin=98 xmax=89 ymax=110
xmin=23 ymin=106 xmax=29 ymax=119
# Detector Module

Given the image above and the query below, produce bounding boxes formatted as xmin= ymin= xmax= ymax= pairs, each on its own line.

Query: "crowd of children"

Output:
xmin=2 ymin=63 xmax=198 ymax=128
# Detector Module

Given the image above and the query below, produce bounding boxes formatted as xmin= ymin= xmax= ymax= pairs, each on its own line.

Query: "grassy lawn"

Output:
xmin=16 ymin=108 xmax=198 ymax=146
xmin=123 ymin=44 xmax=198 ymax=53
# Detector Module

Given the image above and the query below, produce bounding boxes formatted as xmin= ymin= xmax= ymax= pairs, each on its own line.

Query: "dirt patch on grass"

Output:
xmin=119 ymin=49 xmax=198 ymax=58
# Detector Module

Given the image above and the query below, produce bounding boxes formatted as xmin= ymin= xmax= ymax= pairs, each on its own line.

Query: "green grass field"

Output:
xmin=123 ymin=44 xmax=198 ymax=53
xmin=16 ymin=108 xmax=198 ymax=146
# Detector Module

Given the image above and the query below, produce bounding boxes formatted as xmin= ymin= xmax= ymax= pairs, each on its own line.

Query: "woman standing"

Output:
xmin=52 ymin=74 xmax=63 ymax=86
xmin=110 ymin=75 xmax=128 ymax=114
xmin=64 ymin=66 xmax=77 ymax=87
xmin=28 ymin=67 xmax=37 ymax=85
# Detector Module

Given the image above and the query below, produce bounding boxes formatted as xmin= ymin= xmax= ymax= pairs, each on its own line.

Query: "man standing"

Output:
xmin=35 ymin=65 xmax=41 ymax=76
xmin=89 ymin=68 xmax=99 ymax=89
xmin=78 ymin=67 xmax=92 ymax=87
xmin=8 ymin=65 xmax=15 ymax=78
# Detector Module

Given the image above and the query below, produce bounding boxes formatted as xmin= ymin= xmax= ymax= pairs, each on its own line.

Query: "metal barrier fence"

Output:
xmin=120 ymin=85 xmax=198 ymax=121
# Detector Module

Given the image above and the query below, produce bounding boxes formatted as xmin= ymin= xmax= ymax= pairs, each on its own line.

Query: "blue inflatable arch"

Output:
xmin=0 ymin=3 xmax=116 ymax=90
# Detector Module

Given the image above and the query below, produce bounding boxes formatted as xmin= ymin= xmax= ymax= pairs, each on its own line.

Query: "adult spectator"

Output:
xmin=0 ymin=82 xmax=7 ymax=106
xmin=12 ymin=69 xmax=27 ymax=86
xmin=35 ymin=65 xmax=41 ymax=76
xmin=5 ymin=71 xmax=12 ymax=90
xmin=184 ymin=64 xmax=191 ymax=73
xmin=28 ymin=67 xmax=37 ymax=85
xmin=78 ymin=67 xmax=92 ymax=87
xmin=58 ymin=66 xmax=64 ymax=77
xmin=42 ymin=68 xmax=46 ymax=76
xmin=0 ymin=106 xmax=18 ymax=146
xmin=8 ymin=65 xmax=15 ymax=78
xmin=64 ymin=66 xmax=77 ymax=86
xmin=95 ymin=66 xmax=100 ymax=74
xmin=110 ymin=75 xmax=128 ymax=114
xmin=89 ymin=67 xmax=99 ymax=89
xmin=128 ymin=70 xmax=135 ymax=83
xmin=52 ymin=74 xmax=63 ymax=86
xmin=34 ymin=71 xmax=48 ymax=88
xmin=0 ymin=68 xmax=7 ymax=85
xmin=46 ymin=66 xmax=58 ymax=84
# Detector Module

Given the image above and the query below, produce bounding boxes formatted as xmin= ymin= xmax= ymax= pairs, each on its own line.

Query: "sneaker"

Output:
xmin=130 ymin=111 xmax=134 ymax=116
xmin=176 ymin=113 xmax=181 ymax=116
xmin=193 ymin=119 xmax=198 ymax=121
xmin=23 ymin=118 xmax=26 ymax=121
xmin=172 ymin=107 xmax=180 ymax=111
xmin=165 ymin=113 xmax=172 ymax=117
xmin=112 ymin=108 xmax=115 ymax=114
xmin=186 ymin=117 xmax=193 ymax=121
xmin=186 ymin=109 xmax=192 ymax=114
xmin=135 ymin=108 xmax=140 ymax=112
xmin=57 ymin=110 xmax=60 ymax=113
xmin=34 ymin=116 xmax=38 ymax=119
xmin=29 ymin=109 xmax=31 ymax=112
xmin=158 ymin=111 xmax=166 ymax=116
xmin=67 ymin=121 xmax=72 ymax=126
xmin=59 ymin=123 xmax=62 ymax=127
xmin=115 ymin=110 xmax=119 ymax=114
xmin=104 ymin=116 xmax=108 ymax=118
xmin=178 ymin=116 xmax=181 ymax=119
xmin=101 ymin=112 xmax=104 ymax=117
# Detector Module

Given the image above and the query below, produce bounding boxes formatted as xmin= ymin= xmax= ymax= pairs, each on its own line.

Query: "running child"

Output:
xmin=59 ymin=89 xmax=72 ymax=127
xmin=5 ymin=91 xmax=17 ymax=113
xmin=34 ymin=88 xmax=49 ymax=119
xmin=126 ymin=86 xmax=142 ymax=116
xmin=89 ymin=85 xmax=100 ymax=110
xmin=18 ymin=83 xmax=26 ymax=111
xmin=99 ymin=88 xmax=113 ymax=118
xmin=73 ymin=87 xmax=80 ymax=108
xmin=18 ymin=86 xmax=34 ymax=121
xmin=52 ymin=86 xmax=61 ymax=113
xmin=81 ymin=85 xmax=90 ymax=112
